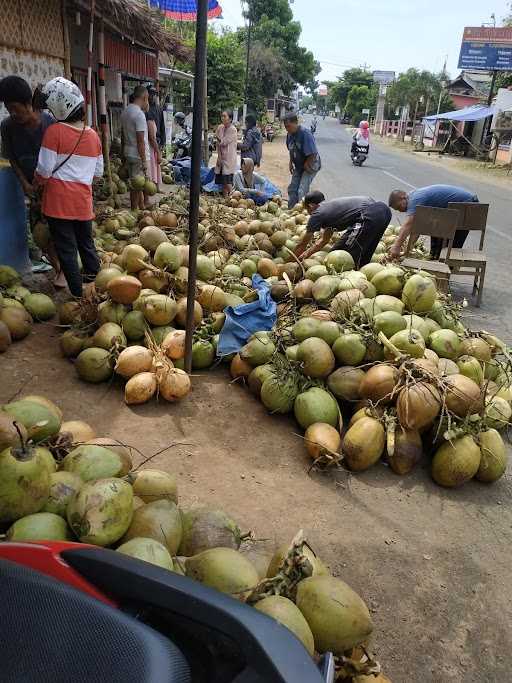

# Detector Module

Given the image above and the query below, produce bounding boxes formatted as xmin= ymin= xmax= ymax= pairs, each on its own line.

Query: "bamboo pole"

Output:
xmin=61 ymin=0 xmax=72 ymax=79
xmin=86 ymin=0 xmax=96 ymax=127
xmin=184 ymin=0 xmax=208 ymax=374
xmin=97 ymin=20 xmax=112 ymax=194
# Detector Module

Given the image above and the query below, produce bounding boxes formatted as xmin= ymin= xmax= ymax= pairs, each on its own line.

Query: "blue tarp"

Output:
xmin=217 ymin=275 xmax=277 ymax=356
xmin=424 ymin=105 xmax=496 ymax=123
xmin=202 ymin=176 xmax=281 ymax=206
xmin=170 ymin=158 xmax=215 ymax=185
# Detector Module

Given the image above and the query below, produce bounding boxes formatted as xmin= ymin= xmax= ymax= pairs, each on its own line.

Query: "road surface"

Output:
xmin=308 ymin=115 xmax=512 ymax=342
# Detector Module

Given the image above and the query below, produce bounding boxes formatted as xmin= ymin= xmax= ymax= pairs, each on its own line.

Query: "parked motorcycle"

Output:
xmin=350 ymin=144 xmax=368 ymax=166
xmin=0 ymin=541 xmax=335 ymax=683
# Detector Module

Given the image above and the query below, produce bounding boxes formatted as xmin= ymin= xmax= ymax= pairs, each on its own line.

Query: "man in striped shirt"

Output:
xmin=34 ymin=77 xmax=103 ymax=297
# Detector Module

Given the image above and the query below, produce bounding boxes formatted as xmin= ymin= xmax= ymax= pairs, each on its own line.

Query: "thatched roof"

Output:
xmin=70 ymin=0 xmax=192 ymax=62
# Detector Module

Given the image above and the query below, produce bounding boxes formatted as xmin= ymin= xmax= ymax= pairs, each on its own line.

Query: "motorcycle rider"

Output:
xmin=351 ymin=120 xmax=370 ymax=158
xmin=310 ymin=115 xmax=318 ymax=135
xmin=173 ymin=111 xmax=191 ymax=136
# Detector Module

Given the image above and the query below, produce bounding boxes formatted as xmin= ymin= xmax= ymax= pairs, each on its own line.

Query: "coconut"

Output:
xmin=42 ymin=471 xmax=83 ymax=517
xmin=3 ymin=399 xmax=61 ymax=442
xmin=429 ymin=329 xmax=460 ymax=360
xmin=174 ymin=298 xmax=203 ymax=328
xmin=0 ymin=306 xmax=32 ymax=340
xmin=93 ymin=322 xmax=126 ymax=351
xmin=120 ymin=310 xmax=146 ymax=341
xmin=115 ymin=346 xmax=153 ymax=378
xmin=0 ymin=413 xmax=28 ymax=451
xmin=230 ymin=353 xmax=252 ymax=380
xmin=59 ymin=329 xmax=85 ymax=358
xmin=153 ymin=242 xmax=182 ymax=272
xmin=192 ymin=340 xmax=215 ymax=370
xmin=61 ymin=442 xmax=128 ymax=482
xmin=255 ymin=596 xmax=315 ymax=655
xmin=94 ymin=267 xmax=122 ymax=293
xmin=294 ymin=388 xmax=339 ymax=430
xmin=459 ymin=337 xmax=492 ymax=363
xmin=296 ymin=575 xmax=373 ymax=654
xmin=304 ymin=423 xmax=341 ymax=461
xmin=484 ymin=395 xmax=512 ymax=430
xmin=6 ymin=512 xmax=72 ymax=541
xmin=162 ymin=330 xmax=186 ymax=359
xmin=197 ymin=285 xmax=226 ymax=312
xmin=306 ymin=265 xmax=328 ymax=281
xmin=139 ymin=226 xmax=169 ymax=252
xmin=267 ymin=543 xmax=328 ymax=579
xmin=131 ymin=468 xmax=178 ymax=504
xmin=315 ymin=321 xmax=341 ymax=346
xmin=361 ymin=262 xmax=385 ymax=280
xmin=179 ymin=507 xmax=241 ymax=556
xmin=438 ymin=358 xmax=459 ymax=376
xmin=240 ymin=333 xmax=275 ymax=367
xmin=388 ymin=428 xmax=423 ymax=475
xmin=22 ymin=293 xmax=56 ymax=321
xmin=123 ymin=244 xmax=149 ymax=273
xmin=311 ymin=275 xmax=339 ymax=304
xmin=386 ymin=328 xmax=425 ymax=359
xmin=67 ymin=477 xmax=133 ymax=546
xmin=106 ymin=275 xmax=142 ymax=305
xmin=327 ymin=367 xmax=365 ymax=401
xmin=117 ymin=537 xmax=174 ymax=570
xmin=457 ymin=355 xmax=484 ymax=385
xmin=445 ymin=374 xmax=482 ymax=417
xmin=371 ymin=266 xmax=404 ymax=296
xmin=332 ymin=333 xmax=366 ymax=366
xmin=373 ymin=311 xmax=406 ymax=339
xmin=397 ymin=383 xmax=441 ymax=430
xmin=343 ymin=417 xmax=385 ymax=471
xmin=0 ymin=443 xmax=50 ymax=523
xmin=360 ymin=365 xmax=398 ymax=404
xmin=142 ymin=295 xmax=177 ymax=326
xmin=0 ymin=265 xmax=21 ymax=287
xmin=292 ymin=317 xmax=321 ymax=342
xmin=185 ymin=548 xmax=259 ymax=601
xmin=260 ymin=376 xmax=298 ymax=413
xmin=0 ymin=320 xmax=12 ymax=352
xmin=125 ymin=372 xmax=157 ymax=405
xmin=98 ymin=300 xmax=129 ymax=325
xmin=374 ymin=294 xmax=404 ymax=314
xmin=158 ymin=367 xmax=191 ymax=401
xmin=248 ymin=365 xmax=275 ymax=397
xmin=325 ymin=249 xmax=355 ymax=273
xmin=121 ymin=499 xmax=182 ymax=554
xmin=431 ymin=436 xmax=481 ymax=487
xmin=296 ymin=337 xmax=335 ymax=378
xmin=75 ymin=347 xmax=114 ymax=383
xmin=401 ymin=274 xmax=437 ymax=313
xmin=476 ymin=429 xmax=507 ymax=483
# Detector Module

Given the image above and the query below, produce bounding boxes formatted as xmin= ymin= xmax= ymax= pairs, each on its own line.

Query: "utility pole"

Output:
xmin=437 ymin=55 xmax=448 ymax=114
xmin=242 ymin=0 xmax=253 ymax=121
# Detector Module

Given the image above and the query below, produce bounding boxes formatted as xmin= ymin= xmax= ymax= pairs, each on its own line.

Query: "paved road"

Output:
xmin=307 ymin=115 xmax=512 ymax=342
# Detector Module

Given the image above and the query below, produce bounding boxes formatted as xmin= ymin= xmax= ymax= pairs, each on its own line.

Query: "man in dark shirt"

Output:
xmin=239 ymin=114 xmax=262 ymax=167
xmin=147 ymin=88 xmax=166 ymax=149
xmin=284 ymin=112 xmax=321 ymax=208
xmin=293 ymin=191 xmax=392 ymax=268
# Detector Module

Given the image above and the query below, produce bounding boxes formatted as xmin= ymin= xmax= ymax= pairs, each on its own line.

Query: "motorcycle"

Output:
xmin=264 ymin=124 xmax=275 ymax=142
xmin=310 ymin=118 xmax=317 ymax=135
xmin=350 ymin=144 xmax=368 ymax=167
xmin=0 ymin=540 xmax=335 ymax=683
xmin=172 ymin=128 xmax=192 ymax=159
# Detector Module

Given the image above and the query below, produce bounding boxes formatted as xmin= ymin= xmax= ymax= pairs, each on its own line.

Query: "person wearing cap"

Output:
xmin=34 ymin=77 xmax=103 ymax=297
xmin=283 ymin=112 xmax=321 ymax=208
xmin=293 ymin=191 xmax=391 ymax=268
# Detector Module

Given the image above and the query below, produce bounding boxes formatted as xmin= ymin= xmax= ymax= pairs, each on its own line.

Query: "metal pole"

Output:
xmin=487 ymin=70 xmax=497 ymax=106
xmin=98 ymin=21 xmax=112 ymax=193
xmin=243 ymin=2 xmax=252 ymax=120
xmin=184 ymin=0 xmax=208 ymax=374
xmin=61 ymin=0 xmax=72 ymax=79
xmin=86 ymin=0 xmax=96 ymax=127
xmin=203 ymin=71 xmax=209 ymax=164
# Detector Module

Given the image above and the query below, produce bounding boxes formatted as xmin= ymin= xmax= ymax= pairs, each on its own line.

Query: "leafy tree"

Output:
xmin=345 ymin=85 xmax=375 ymax=124
xmin=246 ymin=41 xmax=289 ymax=115
xmin=206 ymin=30 xmax=245 ymax=123
xmin=385 ymin=68 xmax=453 ymax=119
xmin=325 ymin=69 xmax=374 ymax=113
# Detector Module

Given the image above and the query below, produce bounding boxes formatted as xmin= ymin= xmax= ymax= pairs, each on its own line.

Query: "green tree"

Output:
xmin=206 ymin=30 xmax=245 ymax=123
xmin=325 ymin=69 xmax=374 ymax=113
xmin=386 ymin=68 xmax=453 ymax=119
xmin=345 ymin=85 xmax=375 ymax=124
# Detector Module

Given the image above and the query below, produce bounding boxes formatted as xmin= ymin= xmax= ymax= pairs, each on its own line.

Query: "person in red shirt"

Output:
xmin=34 ymin=77 xmax=103 ymax=297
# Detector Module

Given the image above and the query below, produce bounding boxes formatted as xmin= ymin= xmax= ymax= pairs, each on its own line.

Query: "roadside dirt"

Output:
xmin=2 ymin=322 xmax=511 ymax=683
xmin=258 ymin=133 xmax=289 ymax=195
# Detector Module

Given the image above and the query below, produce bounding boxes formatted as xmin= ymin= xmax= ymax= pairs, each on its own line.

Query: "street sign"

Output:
xmin=318 ymin=84 xmax=328 ymax=97
xmin=458 ymin=26 xmax=512 ymax=71
xmin=362 ymin=108 xmax=370 ymax=115
xmin=373 ymin=70 xmax=395 ymax=84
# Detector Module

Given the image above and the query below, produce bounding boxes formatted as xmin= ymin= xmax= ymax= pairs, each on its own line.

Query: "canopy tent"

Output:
xmin=424 ymin=104 xmax=496 ymax=123
xmin=150 ymin=0 xmax=222 ymax=20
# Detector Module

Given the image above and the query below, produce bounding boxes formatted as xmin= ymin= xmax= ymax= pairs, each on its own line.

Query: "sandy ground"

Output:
xmin=2 ymin=131 xmax=511 ymax=682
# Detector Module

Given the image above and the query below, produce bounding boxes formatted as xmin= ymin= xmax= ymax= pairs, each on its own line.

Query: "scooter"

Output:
xmin=350 ymin=144 xmax=368 ymax=166
xmin=172 ymin=129 xmax=193 ymax=159
xmin=264 ymin=124 xmax=275 ymax=142
xmin=0 ymin=540 xmax=335 ymax=683
xmin=310 ymin=119 xmax=317 ymax=135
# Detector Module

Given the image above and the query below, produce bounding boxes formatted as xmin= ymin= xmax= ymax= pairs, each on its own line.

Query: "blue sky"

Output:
xmin=215 ymin=0 xmax=510 ymax=84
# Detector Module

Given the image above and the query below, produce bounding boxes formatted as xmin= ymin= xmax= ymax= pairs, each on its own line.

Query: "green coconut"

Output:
xmin=296 ymin=575 xmax=373 ymax=655
xmin=312 ymin=275 xmax=340 ymax=304
xmin=401 ymin=274 xmax=437 ymax=313
xmin=2 ymin=399 xmax=61 ymax=442
xmin=294 ymin=388 xmax=339 ymax=430
xmin=43 ymin=471 xmax=83 ymax=517
xmin=0 ymin=265 xmax=21 ymax=287
xmin=75 ymin=347 xmax=114 ymax=383
xmin=315 ymin=321 xmax=341 ymax=346
xmin=60 ymin=329 xmax=85 ymax=358
xmin=352 ymin=297 xmax=382 ymax=321
xmin=121 ymin=499 xmax=182 ymax=554
xmin=484 ymin=396 xmax=512 ymax=430
xmin=332 ymin=333 xmax=366 ymax=366
xmin=371 ymin=266 xmax=404 ymax=296
xmin=260 ymin=376 xmax=298 ymax=414
xmin=122 ymin=310 xmax=147 ymax=341
xmin=142 ymin=295 xmax=177 ymax=326
xmin=429 ymin=329 xmax=460 ymax=360
xmin=95 ymin=267 xmax=126 ymax=292
xmin=255 ymin=596 xmax=315 ymax=655
xmin=98 ymin=300 xmax=130 ymax=325
xmin=476 ymin=429 xmax=508 ymax=483
xmin=185 ymin=548 xmax=259 ymax=601
xmin=459 ymin=337 xmax=492 ymax=363
xmin=139 ymin=226 xmax=169 ymax=252
xmin=130 ymin=469 xmax=178 ymax=504
xmin=327 ymin=367 xmax=365 ymax=401
xmin=329 ymin=289 xmax=364 ymax=317
xmin=431 ymin=435 xmax=481 ymax=487
xmin=0 ymin=444 xmax=50 ymax=523
xmin=67 ymin=477 xmax=133 ymax=546
xmin=373 ymin=311 xmax=406 ymax=338
xmin=179 ymin=507 xmax=242 ymax=556
xmin=116 ymin=537 xmax=174 ymax=570
xmin=240 ymin=333 xmax=275 ymax=367
xmin=191 ymin=340 xmax=215 ymax=370
xmin=0 ymin=413 xmax=28 ymax=451
xmin=374 ymin=294 xmax=404 ymax=314
xmin=296 ymin=337 xmax=335 ymax=378
xmin=360 ymin=262 xmax=385 ymax=280
xmin=0 ymin=320 xmax=12 ymax=352
xmin=324 ymin=249 xmax=355 ymax=273
xmin=22 ymin=293 xmax=56 ymax=321
xmin=386 ymin=329 xmax=425 ymax=359
xmin=93 ymin=322 xmax=126 ymax=350
xmin=305 ymin=264 xmax=328 ymax=281
xmin=292 ymin=317 xmax=322 ymax=342
xmin=7 ymin=512 xmax=72 ymax=541
xmin=248 ymin=364 xmax=275 ymax=397
xmin=61 ymin=444 xmax=127 ymax=482
xmin=457 ymin=355 xmax=484 ymax=385
xmin=153 ymin=242 xmax=182 ymax=272
xmin=196 ymin=255 xmax=217 ymax=281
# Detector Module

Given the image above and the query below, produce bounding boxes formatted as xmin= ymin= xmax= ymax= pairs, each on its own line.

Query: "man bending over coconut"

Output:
xmin=293 ymin=192 xmax=392 ymax=268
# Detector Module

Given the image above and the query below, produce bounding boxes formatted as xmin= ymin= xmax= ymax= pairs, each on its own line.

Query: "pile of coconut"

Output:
xmin=0 ymin=393 xmax=391 ymax=681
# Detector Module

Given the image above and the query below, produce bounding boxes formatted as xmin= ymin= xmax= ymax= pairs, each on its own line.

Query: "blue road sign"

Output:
xmin=458 ymin=41 xmax=512 ymax=71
